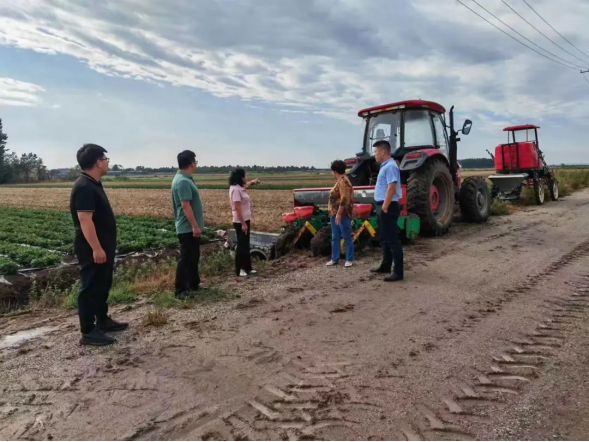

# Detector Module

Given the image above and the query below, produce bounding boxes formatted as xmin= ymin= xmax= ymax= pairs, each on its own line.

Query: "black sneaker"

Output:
xmin=80 ymin=329 xmax=116 ymax=346
xmin=384 ymin=273 xmax=404 ymax=282
xmin=370 ymin=264 xmax=390 ymax=274
xmin=97 ymin=316 xmax=129 ymax=333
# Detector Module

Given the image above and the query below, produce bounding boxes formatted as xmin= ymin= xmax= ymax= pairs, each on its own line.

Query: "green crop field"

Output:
xmin=3 ymin=172 xmax=337 ymax=190
xmin=0 ymin=207 xmax=217 ymax=275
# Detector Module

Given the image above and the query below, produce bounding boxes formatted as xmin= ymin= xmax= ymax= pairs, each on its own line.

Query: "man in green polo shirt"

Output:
xmin=171 ymin=150 xmax=205 ymax=297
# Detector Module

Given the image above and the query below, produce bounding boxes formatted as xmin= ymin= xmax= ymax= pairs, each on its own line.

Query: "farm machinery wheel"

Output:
xmin=459 ymin=176 xmax=491 ymax=223
xmin=549 ymin=179 xmax=559 ymax=201
xmin=275 ymin=229 xmax=298 ymax=258
xmin=310 ymin=225 xmax=332 ymax=257
xmin=534 ymin=179 xmax=545 ymax=205
xmin=407 ymin=159 xmax=455 ymax=236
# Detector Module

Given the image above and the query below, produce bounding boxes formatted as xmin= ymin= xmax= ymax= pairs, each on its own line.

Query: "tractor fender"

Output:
xmin=400 ymin=149 xmax=449 ymax=172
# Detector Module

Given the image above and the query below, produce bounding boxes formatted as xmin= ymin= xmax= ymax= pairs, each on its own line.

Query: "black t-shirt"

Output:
xmin=70 ymin=173 xmax=117 ymax=263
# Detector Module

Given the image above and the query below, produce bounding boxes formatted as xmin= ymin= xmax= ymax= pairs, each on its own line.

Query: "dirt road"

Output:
xmin=2 ymin=190 xmax=589 ymax=441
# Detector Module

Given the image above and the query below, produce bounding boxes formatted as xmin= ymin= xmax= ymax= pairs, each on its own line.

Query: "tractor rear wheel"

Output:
xmin=310 ymin=226 xmax=332 ymax=257
xmin=459 ymin=176 xmax=491 ymax=223
xmin=534 ymin=179 xmax=545 ymax=205
xmin=407 ymin=159 xmax=455 ymax=236
xmin=549 ymin=179 xmax=559 ymax=201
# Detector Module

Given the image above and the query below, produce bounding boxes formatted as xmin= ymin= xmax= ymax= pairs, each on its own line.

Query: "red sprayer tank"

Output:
xmin=494 ymin=142 xmax=540 ymax=172
xmin=494 ymin=125 xmax=542 ymax=172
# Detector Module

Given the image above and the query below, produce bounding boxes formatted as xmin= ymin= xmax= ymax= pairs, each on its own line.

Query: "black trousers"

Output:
xmin=175 ymin=233 xmax=201 ymax=295
xmin=78 ymin=259 xmax=114 ymax=334
xmin=233 ymin=220 xmax=252 ymax=275
xmin=376 ymin=202 xmax=404 ymax=275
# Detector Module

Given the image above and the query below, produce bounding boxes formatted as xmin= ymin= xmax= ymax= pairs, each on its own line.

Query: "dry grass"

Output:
xmin=0 ymin=187 xmax=291 ymax=231
xmin=130 ymin=260 xmax=176 ymax=295
xmin=142 ymin=307 xmax=169 ymax=327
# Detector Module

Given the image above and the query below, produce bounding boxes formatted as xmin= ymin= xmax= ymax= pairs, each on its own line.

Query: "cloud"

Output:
xmin=0 ymin=0 xmax=588 ymax=126
xmin=0 ymin=77 xmax=45 ymax=107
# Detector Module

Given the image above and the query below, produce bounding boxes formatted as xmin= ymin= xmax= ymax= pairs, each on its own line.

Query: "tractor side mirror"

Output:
xmin=462 ymin=119 xmax=473 ymax=135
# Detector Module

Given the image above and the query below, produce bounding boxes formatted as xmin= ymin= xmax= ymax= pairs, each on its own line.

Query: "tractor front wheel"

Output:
xmin=459 ymin=176 xmax=491 ymax=223
xmin=310 ymin=226 xmax=332 ymax=257
xmin=407 ymin=159 xmax=455 ymax=236
xmin=534 ymin=179 xmax=545 ymax=205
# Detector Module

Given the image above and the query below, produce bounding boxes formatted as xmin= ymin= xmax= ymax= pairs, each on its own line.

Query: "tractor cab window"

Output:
xmin=403 ymin=110 xmax=435 ymax=148
xmin=432 ymin=113 xmax=448 ymax=155
xmin=365 ymin=112 xmax=401 ymax=154
xmin=511 ymin=130 xmax=536 ymax=144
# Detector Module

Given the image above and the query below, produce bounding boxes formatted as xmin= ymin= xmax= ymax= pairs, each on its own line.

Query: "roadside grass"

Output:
xmin=30 ymin=250 xmax=238 ymax=311
xmin=490 ymin=199 xmax=510 ymax=216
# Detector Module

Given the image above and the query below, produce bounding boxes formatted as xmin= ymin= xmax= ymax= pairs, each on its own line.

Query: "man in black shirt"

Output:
xmin=70 ymin=144 xmax=128 ymax=346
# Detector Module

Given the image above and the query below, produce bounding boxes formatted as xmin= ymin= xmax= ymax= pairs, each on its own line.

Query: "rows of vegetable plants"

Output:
xmin=0 ymin=207 xmax=214 ymax=274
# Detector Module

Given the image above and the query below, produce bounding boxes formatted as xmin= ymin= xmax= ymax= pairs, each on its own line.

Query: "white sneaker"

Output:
xmin=249 ymin=269 xmax=257 ymax=274
xmin=325 ymin=260 xmax=338 ymax=266
xmin=239 ymin=270 xmax=248 ymax=277
xmin=345 ymin=261 xmax=353 ymax=268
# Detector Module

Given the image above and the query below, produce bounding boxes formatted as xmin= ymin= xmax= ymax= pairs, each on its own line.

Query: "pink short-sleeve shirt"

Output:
xmin=230 ymin=185 xmax=251 ymax=223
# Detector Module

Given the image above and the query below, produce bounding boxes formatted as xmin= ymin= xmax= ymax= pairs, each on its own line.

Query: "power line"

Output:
xmin=456 ymin=0 xmax=577 ymax=70
xmin=501 ymin=0 xmax=589 ymax=67
xmin=521 ymin=0 xmax=589 ymax=61
xmin=469 ymin=0 xmax=585 ymax=70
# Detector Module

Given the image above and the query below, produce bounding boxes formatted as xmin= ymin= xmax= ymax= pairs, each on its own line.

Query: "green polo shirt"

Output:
xmin=171 ymin=171 xmax=205 ymax=234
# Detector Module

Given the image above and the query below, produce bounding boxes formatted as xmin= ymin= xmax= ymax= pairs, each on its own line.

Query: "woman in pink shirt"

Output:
xmin=229 ymin=168 xmax=260 ymax=277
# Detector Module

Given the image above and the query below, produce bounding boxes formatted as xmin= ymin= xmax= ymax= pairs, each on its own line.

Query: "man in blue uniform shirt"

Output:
xmin=371 ymin=140 xmax=404 ymax=281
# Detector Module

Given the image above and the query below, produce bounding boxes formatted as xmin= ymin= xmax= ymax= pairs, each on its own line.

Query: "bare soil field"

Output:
xmin=0 ymin=187 xmax=292 ymax=232
xmin=1 ymin=189 xmax=589 ymax=440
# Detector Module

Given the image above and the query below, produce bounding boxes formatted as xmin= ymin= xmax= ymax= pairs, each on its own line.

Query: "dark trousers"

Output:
xmin=377 ymin=202 xmax=404 ymax=275
xmin=78 ymin=259 xmax=114 ymax=334
xmin=175 ymin=233 xmax=201 ymax=295
xmin=233 ymin=220 xmax=252 ymax=275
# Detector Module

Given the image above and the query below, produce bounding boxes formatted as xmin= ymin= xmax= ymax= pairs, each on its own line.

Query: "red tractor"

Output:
xmin=488 ymin=125 xmax=558 ymax=205
xmin=345 ymin=99 xmax=491 ymax=235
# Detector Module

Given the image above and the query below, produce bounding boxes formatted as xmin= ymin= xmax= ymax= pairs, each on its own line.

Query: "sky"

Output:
xmin=0 ymin=0 xmax=588 ymax=169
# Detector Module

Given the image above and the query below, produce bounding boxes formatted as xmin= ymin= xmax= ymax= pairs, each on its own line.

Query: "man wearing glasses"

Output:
xmin=70 ymin=144 xmax=128 ymax=346
xmin=171 ymin=150 xmax=205 ymax=298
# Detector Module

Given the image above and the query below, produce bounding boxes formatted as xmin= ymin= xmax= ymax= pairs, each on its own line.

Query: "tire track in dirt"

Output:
xmin=411 ymin=219 xmax=545 ymax=265
xmin=398 ymin=266 xmax=589 ymax=440
xmin=130 ymin=357 xmax=375 ymax=440
xmin=455 ymin=239 xmax=589 ymax=333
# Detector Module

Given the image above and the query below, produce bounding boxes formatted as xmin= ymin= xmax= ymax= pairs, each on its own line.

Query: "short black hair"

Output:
xmin=77 ymin=144 xmax=107 ymax=170
xmin=373 ymin=140 xmax=391 ymax=152
xmin=330 ymin=160 xmax=347 ymax=175
xmin=229 ymin=168 xmax=246 ymax=186
xmin=177 ymin=150 xmax=196 ymax=169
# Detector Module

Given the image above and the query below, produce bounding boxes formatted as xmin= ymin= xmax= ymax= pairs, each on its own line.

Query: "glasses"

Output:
xmin=98 ymin=157 xmax=110 ymax=162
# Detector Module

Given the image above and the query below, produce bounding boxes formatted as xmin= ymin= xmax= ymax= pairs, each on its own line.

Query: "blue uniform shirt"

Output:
xmin=375 ymin=158 xmax=402 ymax=202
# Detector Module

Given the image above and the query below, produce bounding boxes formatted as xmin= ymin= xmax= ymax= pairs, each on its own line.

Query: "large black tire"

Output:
xmin=348 ymin=163 xmax=370 ymax=186
xmin=459 ymin=176 xmax=491 ymax=223
xmin=407 ymin=159 xmax=455 ymax=236
xmin=310 ymin=226 xmax=332 ymax=257
xmin=534 ymin=179 xmax=545 ymax=205
xmin=549 ymin=179 xmax=559 ymax=201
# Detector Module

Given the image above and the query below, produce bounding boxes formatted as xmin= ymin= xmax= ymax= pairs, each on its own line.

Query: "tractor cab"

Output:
xmin=345 ymin=100 xmax=472 ymax=188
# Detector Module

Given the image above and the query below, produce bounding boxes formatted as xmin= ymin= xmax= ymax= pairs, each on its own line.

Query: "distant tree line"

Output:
xmin=52 ymin=164 xmax=322 ymax=179
xmin=0 ymin=119 xmax=47 ymax=184
xmin=117 ymin=165 xmax=320 ymax=174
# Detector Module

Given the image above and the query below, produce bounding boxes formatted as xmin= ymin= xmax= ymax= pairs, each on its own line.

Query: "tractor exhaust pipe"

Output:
xmin=449 ymin=106 xmax=458 ymax=177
